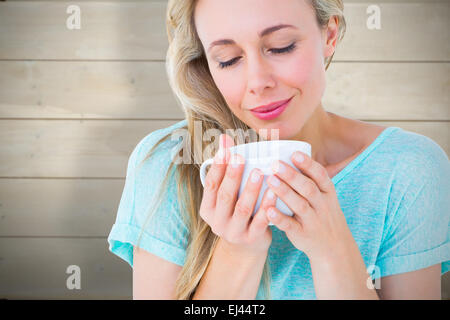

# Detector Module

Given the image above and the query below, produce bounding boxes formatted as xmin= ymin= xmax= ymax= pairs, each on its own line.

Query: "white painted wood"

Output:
xmin=0 ymin=238 xmax=131 ymax=299
xmin=323 ymin=62 xmax=450 ymax=121
xmin=0 ymin=61 xmax=180 ymax=119
xmin=0 ymin=120 xmax=447 ymax=178
xmin=0 ymin=61 xmax=448 ymax=120
xmin=0 ymin=2 xmax=448 ymax=60
xmin=0 ymin=179 xmax=123 ymax=237
xmin=0 ymin=119 xmax=180 ymax=177
xmin=1 ymin=0 xmax=448 ymax=301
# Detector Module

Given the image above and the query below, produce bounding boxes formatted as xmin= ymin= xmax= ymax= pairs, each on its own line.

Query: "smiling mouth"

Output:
xmin=250 ymin=97 xmax=293 ymax=113
xmin=250 ymin=96 xmax=293 ymax=121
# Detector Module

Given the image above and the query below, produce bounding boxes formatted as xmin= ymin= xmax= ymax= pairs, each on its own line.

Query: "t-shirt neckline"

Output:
xmin=331 ymin=126 xmax=400 ymax=186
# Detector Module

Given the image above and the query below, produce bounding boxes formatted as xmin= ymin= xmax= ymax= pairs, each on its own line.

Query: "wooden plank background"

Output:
xmin=0 ymin=0 xmax=448 ymax=299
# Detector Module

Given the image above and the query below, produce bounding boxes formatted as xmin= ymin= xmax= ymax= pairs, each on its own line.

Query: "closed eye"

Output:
xmin=218 ymin=42 xmax=297 ymax=69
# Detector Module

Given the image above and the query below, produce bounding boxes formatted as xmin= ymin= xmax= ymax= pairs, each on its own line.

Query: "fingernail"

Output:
xmin=268 ymin=208 xmax=277 ymax=218
xmin=267 ymin=189 xmax=275 ymax=199
xmin=231 ymin=154 xmax=243 ymax=168
xmin=294 ymin=152 xmax=304 ymax=163
xmin=214 ymin=148 xmax=226 ymax=163
xmin=271 ymin=160 xmax=285 ymax=174
xmin=250 ymin=169 xmax=261 ymax=183
xmin=268 ymin=175 xmax=280 ymax=187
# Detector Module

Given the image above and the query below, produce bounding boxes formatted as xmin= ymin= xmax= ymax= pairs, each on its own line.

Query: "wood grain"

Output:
xmin=0 ymin=120 xmax=447 ymax=178
xmin=0 ymin=238 xmax=131 ymax=299
xmin=0 ymin=61 xmax=448 ymax=120
xmin=1 ymin=0 xmax=448 ymax=300
xmin=0 ymin=2 xmax=448 ymax=60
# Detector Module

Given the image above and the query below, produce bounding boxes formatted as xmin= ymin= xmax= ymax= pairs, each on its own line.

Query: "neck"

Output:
xmin=290 ymin=104 xmax=336 ymax=166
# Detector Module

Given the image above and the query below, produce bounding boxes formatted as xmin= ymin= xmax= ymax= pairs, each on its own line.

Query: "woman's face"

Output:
xmin=194 ymin=0 xmax=337 ymax=139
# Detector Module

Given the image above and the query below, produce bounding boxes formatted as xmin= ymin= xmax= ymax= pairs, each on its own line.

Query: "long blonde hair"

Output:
xmin=136 ymin=0 xmax=346 ymax=300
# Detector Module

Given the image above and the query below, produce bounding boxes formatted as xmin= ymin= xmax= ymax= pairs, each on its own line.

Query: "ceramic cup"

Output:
xmin=199 ymin=140 xmax=311 ymax=226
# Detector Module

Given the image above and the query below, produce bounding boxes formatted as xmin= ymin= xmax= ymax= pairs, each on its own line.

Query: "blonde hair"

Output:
xmin=136 ymin=0 xmax=346 ymax=300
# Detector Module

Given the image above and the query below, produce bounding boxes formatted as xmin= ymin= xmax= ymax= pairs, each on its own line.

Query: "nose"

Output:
xmin=246 ymin=53 xmax=276 ymax=96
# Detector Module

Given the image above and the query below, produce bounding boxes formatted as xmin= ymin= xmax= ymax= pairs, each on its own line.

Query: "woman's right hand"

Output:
xmin=199 ymin=134 xmax=276 ymax=257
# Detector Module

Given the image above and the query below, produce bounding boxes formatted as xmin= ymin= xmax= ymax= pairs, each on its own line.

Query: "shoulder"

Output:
xmin=128 ymin=120 xmax=188 ymax=217
xmin=384 ymin=128 xmax=447 ymax=170
xmin=375 ymin=127 xmax=450 ymax=187
xmin=131 ymin=119 xmax=188 ymax=170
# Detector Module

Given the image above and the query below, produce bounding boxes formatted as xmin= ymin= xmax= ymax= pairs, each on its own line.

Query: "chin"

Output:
xmin=250 ymin=121 xmax=291 ymax=141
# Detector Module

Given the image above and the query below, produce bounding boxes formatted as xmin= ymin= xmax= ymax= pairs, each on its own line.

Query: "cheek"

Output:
xmin=284 ymin=50 xmax=318 ymax=89
xmin=213 ymin=74 xmax=245 ymax=109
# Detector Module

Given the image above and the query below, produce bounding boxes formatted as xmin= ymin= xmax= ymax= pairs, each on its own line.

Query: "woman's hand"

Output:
xmin=199 ymin=134 xmax=275 ymax=257
xmin=265 ymin=151 xmax=356 ymax=261
xmin=265 ymin=151 xmax=379 ymax=299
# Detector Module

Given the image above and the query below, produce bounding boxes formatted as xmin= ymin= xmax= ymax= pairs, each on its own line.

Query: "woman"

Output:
xmin=107 ymin=0 xmax=450 ymax=299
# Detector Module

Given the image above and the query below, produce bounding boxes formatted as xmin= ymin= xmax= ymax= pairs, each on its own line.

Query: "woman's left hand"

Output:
xmin=265 ymin=151 xmax=380 ymax=299
xmin=265 ymin=151 xmax=356 ymax=261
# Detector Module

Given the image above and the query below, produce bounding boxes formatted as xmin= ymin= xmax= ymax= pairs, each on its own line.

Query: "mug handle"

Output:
xmin=199 ymin=158 xmax=215 ymax=187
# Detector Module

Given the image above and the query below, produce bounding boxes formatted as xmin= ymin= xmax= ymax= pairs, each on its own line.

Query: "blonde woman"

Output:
xmin=107 ymin=0 xmax=450 ymax=299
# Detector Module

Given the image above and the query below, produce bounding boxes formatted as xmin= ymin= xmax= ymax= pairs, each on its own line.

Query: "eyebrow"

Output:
xmin=207 ymin=24 xmax=297 ymax=52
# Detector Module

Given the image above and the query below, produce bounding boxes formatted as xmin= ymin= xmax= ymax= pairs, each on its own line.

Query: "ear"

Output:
xmin=322 ymin=16 xmax=339 ymax=59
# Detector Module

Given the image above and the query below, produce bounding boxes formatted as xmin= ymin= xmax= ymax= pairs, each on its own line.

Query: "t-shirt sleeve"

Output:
xmin=107 ymin=131 xmax=189 ymax=268
xmin=374 ymin=136 xmax=450 ymax=279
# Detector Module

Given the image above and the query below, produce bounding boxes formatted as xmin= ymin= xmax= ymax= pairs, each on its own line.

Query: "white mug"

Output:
xmin=199 ymin=140 xmax=311 ymax=226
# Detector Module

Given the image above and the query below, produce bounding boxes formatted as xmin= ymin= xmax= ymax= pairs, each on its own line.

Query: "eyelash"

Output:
xmin=218 ymin=42 xmax=297 ymax=69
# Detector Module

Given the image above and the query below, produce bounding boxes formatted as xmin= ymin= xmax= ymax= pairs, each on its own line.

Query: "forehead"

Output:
xmin=194 ymin=0 xmax=315 ymax=43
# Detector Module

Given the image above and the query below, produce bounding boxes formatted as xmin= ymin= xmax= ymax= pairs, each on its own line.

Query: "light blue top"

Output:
xmin=107 ymin=119 xmax=450 ymax=299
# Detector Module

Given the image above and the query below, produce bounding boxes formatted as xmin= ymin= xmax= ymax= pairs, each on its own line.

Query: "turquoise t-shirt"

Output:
xmin=107 ymin=119 xmax=450 ymax=299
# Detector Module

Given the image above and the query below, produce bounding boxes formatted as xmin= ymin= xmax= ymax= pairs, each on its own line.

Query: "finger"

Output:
xmin=228 ymin=168 xmax=264 ymax=237
xmin=220 ymin=133 xmax=235 ymax=149
xmin=199 ymin=147 xmax=230 ymax=222
xmin=266 ymin=174 xmax=315 ymax=223
xmin=248 ymin=187 xmax=277 ymax=241
xmin=266 ymin=205 xmax=303 ymax=235
xmin=271 ymin=160 xmax=322 ymax=210
xmin=291 ymin=151 xmax=334 ymax=193
xmin=214 ymin=153 xmax=245 ymax=229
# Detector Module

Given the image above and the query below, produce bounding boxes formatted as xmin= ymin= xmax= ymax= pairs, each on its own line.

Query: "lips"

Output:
xmin=250 ymin=96 xmax=292 ymax=121
xmin=250 ymin=97 xmax=293 ymax=113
